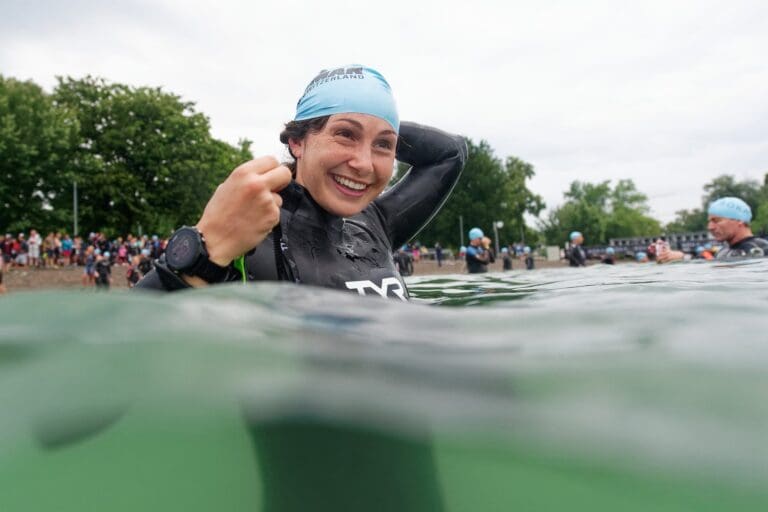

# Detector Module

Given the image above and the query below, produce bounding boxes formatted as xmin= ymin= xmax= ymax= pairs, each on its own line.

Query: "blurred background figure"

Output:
xmin=566 ymin=231 xmax=587 ymax=267
xmin=466 ymin=228 xmax=491 ymax=274
xmin=501 ymin=247 xmax=512 ymax=271
xmin=602 ymin=246 xmax=616 ymax=265
xmin=523 ymin=246 xmax=535 ymax=270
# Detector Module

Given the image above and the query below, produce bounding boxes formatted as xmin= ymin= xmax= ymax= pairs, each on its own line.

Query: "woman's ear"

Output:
xmin=288 ymin=138 xmax=304 ymax=159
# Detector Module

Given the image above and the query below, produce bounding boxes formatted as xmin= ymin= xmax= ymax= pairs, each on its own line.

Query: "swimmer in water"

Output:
xmin=136 ymin=65 xmax=467 ymax=299
xmin=657 ymin=197 xmax=768 ymax=263
xmin=465 ymin=228 xmax=491 ymax=273
xmin=523 ymin=246 xmax=535 ymax=270
xmin=566 ymin=231 xmax=587 ymax=267
xmin=602 ymin=246 xmax=615 ymax=265
xmin=501 ymin=247 xmax=512 ymax=271
xmin=135 ymin=65 xmax=464 ymax=511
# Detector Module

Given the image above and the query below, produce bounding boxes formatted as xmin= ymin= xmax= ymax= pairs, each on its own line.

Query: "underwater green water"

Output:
xmin=1 ymin=260 xmax=767 ymax=511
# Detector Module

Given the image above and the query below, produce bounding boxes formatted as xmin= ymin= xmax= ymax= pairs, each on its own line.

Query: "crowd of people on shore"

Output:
xmin=3 ymin=196 xmax=766 ymax=293
xmin=0 ymin=231 xmax=164 ymax=292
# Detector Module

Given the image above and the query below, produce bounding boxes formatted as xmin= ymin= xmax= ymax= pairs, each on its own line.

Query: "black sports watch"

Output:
xmin=165 ymin=226 xmax=229 ymax=283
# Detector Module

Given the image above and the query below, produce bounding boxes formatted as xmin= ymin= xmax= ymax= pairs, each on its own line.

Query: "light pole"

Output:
xmin=493 ymin=220 xmax=503 ymax=255
xmin=73 ymin=181 xmax=79 ymax=237
xmin=459 ymin=215 xmax=464 ymax=247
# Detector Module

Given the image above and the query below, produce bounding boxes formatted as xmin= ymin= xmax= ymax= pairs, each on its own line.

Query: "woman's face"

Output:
xmin=289 ymin=113 xmax=397 ymax=217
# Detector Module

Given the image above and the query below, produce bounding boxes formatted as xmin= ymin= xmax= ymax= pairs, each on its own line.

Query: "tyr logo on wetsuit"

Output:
xmin=345 ymin=277 xmax=407 ymax=301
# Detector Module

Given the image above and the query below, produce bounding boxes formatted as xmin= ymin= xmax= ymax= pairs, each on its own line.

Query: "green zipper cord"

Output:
xmin=233 ymin=255 xmax=247 ymax=284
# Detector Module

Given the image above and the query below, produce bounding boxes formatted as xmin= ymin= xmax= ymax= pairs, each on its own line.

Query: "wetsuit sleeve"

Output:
xmin=134 ymin=259 xmax=192 ymax=291
xmin=134 ymin=256 xmax=238 ymax=291
xmin=374 ymin=122 xmax=467 ymax=249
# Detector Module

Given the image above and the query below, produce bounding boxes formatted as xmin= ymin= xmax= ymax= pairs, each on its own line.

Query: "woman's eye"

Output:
xmin=336 ymin=129 xmax=354 ymax=139
xmin=375 ymin=139 xmax=394 ymax=150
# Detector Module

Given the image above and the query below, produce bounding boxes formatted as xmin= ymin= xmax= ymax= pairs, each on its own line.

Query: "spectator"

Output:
xmin=28 ymin=229 xmax=42 ymax=268
xmin=434 ymin=242 xmax=443 ymax=267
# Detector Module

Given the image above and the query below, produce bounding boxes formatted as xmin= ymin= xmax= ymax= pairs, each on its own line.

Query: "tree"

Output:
xmin=665 ymin=208 xmax=707 ymax=233
xmin=541 ymin=179 xmax=661 ymax=245
xmin=0 ymin=75 xmax=79 ymax=233
xmin=408 ymin=138 xmax=543 ymax=248
xmin=53 ymin=76 xmax=252 ymax=235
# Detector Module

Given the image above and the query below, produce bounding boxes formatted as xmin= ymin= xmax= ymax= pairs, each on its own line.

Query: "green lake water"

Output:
xmin=1 ymin=260 xmax=767 ymax=511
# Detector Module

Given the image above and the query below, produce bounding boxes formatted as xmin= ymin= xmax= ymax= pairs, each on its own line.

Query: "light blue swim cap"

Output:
xmin=468 ymin=228 xmax=484 ymax=241
xmin=524 ymin=246 xmax=531 ymax=254
xmin=295 ymin=65 xmax=399 ymax=132
xmin=695 ymin=246 xmax=704 ymax=254
xmin=606 ymin=247 xmax=615 ymax=254
xmin=103 ymin=251 xmax=110 ymax=258
xmin=569 ymin=231 xmax=582 ymax=241
xmin=708 ymin=197 xmax=752 ymax=223
xmin=459 ymin=246 xmax=467 ymax=253
xmin=636 ymin=251 xmax=647 ymax=261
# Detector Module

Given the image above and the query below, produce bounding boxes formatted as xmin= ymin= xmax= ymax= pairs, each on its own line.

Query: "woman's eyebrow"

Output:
xmin=333 ymin=117 xmax=396 ymax=137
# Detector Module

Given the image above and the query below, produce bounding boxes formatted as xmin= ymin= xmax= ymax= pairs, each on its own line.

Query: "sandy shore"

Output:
xmin=2 ymin=257 xmax=570 ymax=292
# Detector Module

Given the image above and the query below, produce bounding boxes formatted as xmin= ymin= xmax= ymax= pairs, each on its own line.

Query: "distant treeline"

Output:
xmin=2 ymin=74 xmax=765 ymax=246
xmin=1 ymin=75 xmax=252 ymax=236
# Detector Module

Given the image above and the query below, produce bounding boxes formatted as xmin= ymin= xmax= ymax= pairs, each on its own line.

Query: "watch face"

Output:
xmin=166 ymin=229 xmax=200 ymax=270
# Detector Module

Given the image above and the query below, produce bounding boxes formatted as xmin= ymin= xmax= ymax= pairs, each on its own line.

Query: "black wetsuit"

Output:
xmin=136 ymin=122 xmax=467 ymax=300
xmin=502 ymin=254 xmax=512 ymax=271
xmin=716 ymin=236 xmax=768 ymax=259
xmin=393 ymin=250 xmax=414 ymax=277
xmin=465 ymin=245 xmax=489 ymax=273
xmin=567 ymin=245 xmax=587 ymax=267
xmin=525 ymin=255 xmax=535 ymax=270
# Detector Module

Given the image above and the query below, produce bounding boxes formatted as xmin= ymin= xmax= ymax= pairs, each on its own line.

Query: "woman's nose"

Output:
xmin=347 ymin=145 xmax=374 ymax=175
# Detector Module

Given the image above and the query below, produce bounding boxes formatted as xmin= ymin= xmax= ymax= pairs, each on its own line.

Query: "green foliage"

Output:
xmin=664 ymin=208 xmax=707 ymax=233
xmin=411 ymin=138 xmax=544 ymax=248
xmin=540 ymin=179 xmax=661 ymax=245
xmin=53 ymin=76 xmax=252 ymax=236
xmin=0 ymin=75 xmax=79 ymax=233
xmin=0 ymin=73 xmax=253 ymax=236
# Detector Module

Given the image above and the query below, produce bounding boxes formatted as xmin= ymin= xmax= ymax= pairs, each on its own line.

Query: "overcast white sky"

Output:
xmin=3 ymin=0 xmax=767 ymax=222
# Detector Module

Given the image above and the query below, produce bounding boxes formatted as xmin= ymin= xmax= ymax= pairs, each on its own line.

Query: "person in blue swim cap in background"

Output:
xmin=658 ymin=197 xmax=768 ymax=263
xmin=602 ymin=246 xmax=616 ymax=265
xmin=522 ymin=245 xmax=535 ymax=270
xmin=500 ymin=247 xmax=512 ymax=271
xmin=566 ymin=231 xmax=587 ymax=267
xmin=137 ymin=64 xmax=467 ymax=299
xmin=466 ymin=227 xmax=491 ymax=273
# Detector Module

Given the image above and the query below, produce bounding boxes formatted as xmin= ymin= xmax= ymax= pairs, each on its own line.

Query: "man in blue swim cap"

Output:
xmin=566 ymin=231 xmax=587 ymax=267
xmin=466 ymin=227 xmax=491 ymax=273
xmin=658 ymin=196 xmax=768 ymax=262
xmin=602 ymin=246 xmax=616 ymax=265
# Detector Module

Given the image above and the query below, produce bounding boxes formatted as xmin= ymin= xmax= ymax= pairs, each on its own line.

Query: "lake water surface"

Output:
xmin=1 ymin=260 xmax=767 ymax=511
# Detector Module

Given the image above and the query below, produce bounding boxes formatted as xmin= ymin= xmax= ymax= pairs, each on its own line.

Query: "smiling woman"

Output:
xmin=136 ymin=65 xmax=467 ymax=299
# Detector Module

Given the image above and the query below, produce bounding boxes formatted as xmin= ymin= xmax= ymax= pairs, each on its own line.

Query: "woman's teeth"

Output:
xmin=333 ymin=176 xmax=367 ymax=191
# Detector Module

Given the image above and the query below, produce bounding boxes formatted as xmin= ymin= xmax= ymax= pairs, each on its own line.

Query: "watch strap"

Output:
xmin=189 ymin=230 xmax=229 ymax=283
